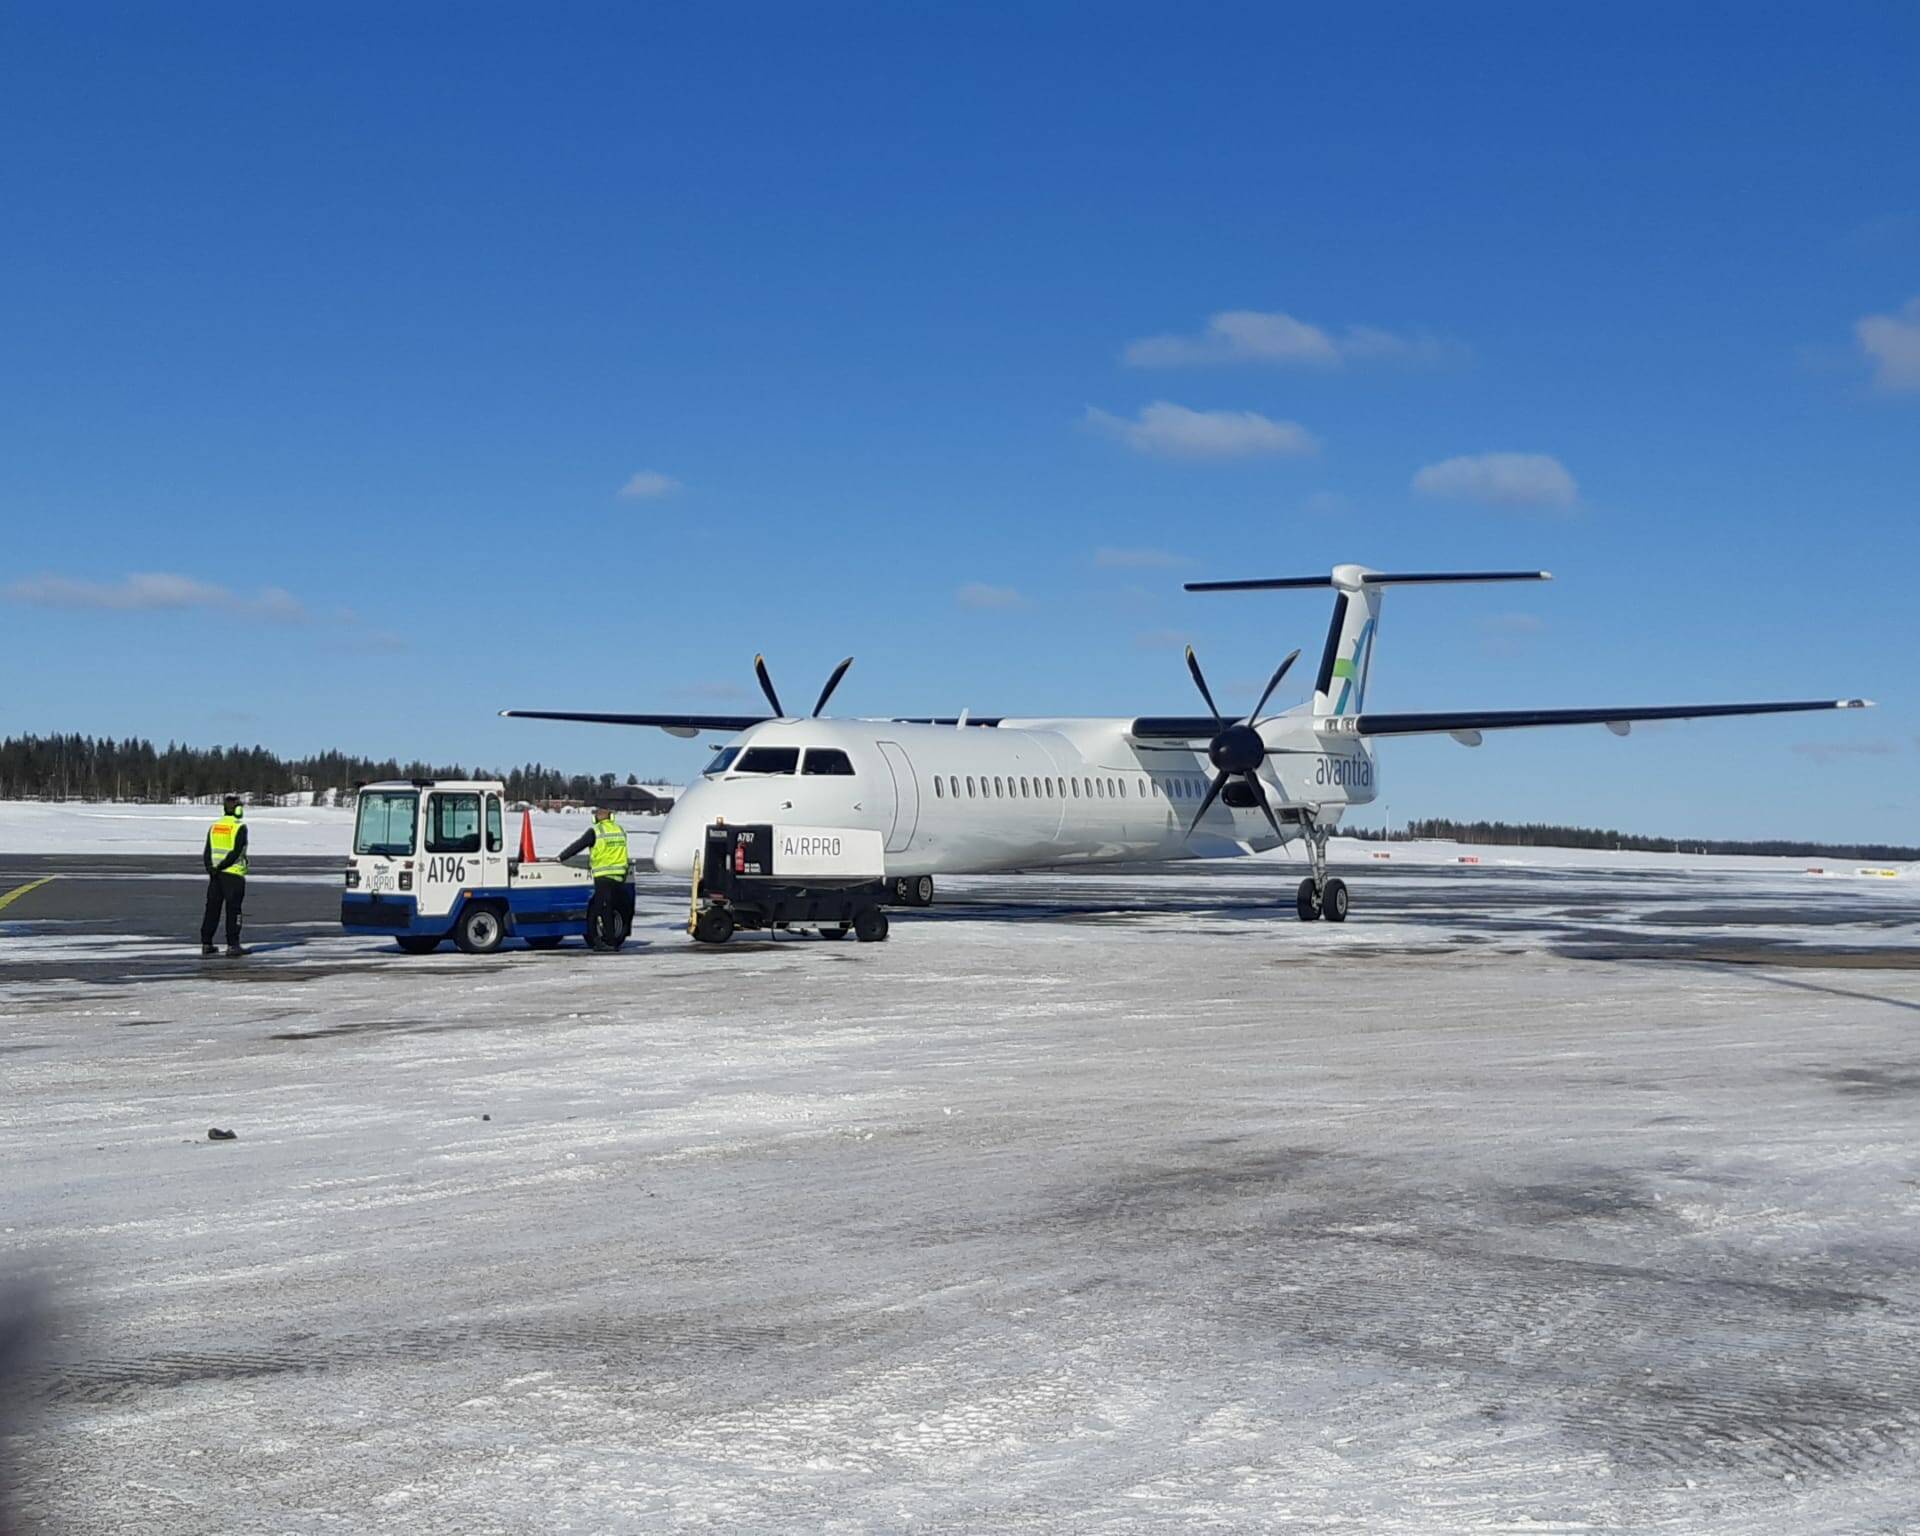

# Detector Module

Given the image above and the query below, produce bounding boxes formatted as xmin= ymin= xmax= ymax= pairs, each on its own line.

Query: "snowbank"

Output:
xmin=0 ymin=801 xmax=1903 ymax=877
xmin=1300 ymin=837 xmax=1909 ymax=878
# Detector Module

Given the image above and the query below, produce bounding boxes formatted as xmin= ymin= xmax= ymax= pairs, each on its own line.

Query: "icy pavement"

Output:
xmin=3 ymin=862 xmax=1919 ymax=1533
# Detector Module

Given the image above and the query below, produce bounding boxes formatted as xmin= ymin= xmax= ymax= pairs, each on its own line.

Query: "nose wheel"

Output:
xmin=892 ymin=875 xmax=935 ymax=908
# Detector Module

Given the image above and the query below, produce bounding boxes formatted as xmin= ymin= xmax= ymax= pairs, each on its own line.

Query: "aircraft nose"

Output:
xmin=651 ymin=801 xmax=699 ymax=879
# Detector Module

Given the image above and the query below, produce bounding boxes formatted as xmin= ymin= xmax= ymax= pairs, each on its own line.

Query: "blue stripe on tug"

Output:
xmin=342 ymin=886 xmax=591 ymax=939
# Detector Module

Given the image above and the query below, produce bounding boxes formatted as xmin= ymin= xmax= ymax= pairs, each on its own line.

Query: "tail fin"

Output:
xmin=1183 ymin=565 xmax=1553 ymax=720
xmin=1314 ymin=570 xmax=1384 ymax=717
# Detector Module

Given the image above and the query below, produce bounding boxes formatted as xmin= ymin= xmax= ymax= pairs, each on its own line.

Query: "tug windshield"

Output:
xmin=354 ymin=790 xmax=418 ymax=856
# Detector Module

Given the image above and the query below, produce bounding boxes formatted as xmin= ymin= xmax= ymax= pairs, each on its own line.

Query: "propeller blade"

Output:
xmin=1184 ymin=646 xmax=1225 ymax=730
xmin=811 ymin=656 xmax=854 ymax=717
xmin=1247 ymin=647 xmax=1303 ymax=725
xmin=753 ymin=654 xmax=784 ymax=717
xmin=1242 ymin=771 xmax=1286 ymax=842
xmin=1185 ymin=769 xmax=1230 ymax=837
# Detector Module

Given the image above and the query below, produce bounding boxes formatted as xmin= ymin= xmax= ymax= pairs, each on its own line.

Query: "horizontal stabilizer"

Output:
xmin=1187 ymin=569 xmax=1550 ymax=592
xmin=1351 ymin=699 xmax=1873 ymax=737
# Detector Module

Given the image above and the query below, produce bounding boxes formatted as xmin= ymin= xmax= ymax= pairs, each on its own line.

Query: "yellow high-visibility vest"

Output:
xmin=209 ymin=809 xmax=247 ymax=877
xmin=590 ymin=817 xmax=629 ymax=881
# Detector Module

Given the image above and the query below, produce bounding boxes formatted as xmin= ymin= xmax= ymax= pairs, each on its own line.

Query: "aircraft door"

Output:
xmin=481 ymin=791 xmax=509 ymax=889
xmin=875 ymin=741 xmax=920 ymax=854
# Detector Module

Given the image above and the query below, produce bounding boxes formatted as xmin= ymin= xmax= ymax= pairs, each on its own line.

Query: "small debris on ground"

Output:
xmin=207 ymin=1128 xmax=237 ymax=1141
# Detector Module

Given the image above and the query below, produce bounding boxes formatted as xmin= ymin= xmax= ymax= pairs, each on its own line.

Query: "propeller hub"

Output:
xmin=1209 ymin=722 xmax=1265 ymax=775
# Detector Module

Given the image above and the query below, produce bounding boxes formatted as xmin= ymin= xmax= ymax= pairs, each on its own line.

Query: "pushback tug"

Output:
xmin=341 ymin=779 xmax=597 ymax=953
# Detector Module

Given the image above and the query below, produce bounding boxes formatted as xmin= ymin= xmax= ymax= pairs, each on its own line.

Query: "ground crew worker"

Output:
xmin=200 ymin=793 xmax=249 ymax=956
xmin=557 ymin=805 xmax=632 ymax=951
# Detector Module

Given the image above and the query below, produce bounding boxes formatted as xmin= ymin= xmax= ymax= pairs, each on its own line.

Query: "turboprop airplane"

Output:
xmin=502 ymin=565 xmax=1871 ymax=922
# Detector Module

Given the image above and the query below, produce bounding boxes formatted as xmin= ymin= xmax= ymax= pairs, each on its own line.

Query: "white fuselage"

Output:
xmin=649 ymin=713 xmax=1378 ymax=878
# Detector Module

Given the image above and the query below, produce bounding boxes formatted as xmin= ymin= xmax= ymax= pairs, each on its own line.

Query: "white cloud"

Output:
xmin=618 ymin=470 xmax=681 ymax=500
xmin=956 ymin=582 xmax=1026 ymax=610
xmin=1094 ymin=546 xmax=1193 ymax=569
xmin=1855 ymin=297 xmax=1920 ymax=391
xmin=1412 ymin=452 xmax=1578 ymax=511
xmin=1124 ymin=310 xmax=1456 ymax=369
xmin=1086 ymin=402 xmax=1318 ymax=460
xmin=2 ymin=572 xmax=309 ymax=621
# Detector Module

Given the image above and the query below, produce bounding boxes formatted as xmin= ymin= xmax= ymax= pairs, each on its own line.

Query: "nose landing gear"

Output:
xmin=892 ymin=875 xmax=935 ymax=908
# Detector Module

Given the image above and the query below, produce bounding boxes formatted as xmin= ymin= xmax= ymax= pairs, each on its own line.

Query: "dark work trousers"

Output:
xmin=587 ymin=878 xmax=632 ymax=950
xmin=201 ymin=873 xmax=245 ymax=947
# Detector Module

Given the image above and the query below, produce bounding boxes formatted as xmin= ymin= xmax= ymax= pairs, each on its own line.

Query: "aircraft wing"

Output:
xmin=498 ymin=709 xmax=770 ymax=738
xmin=501 ymin=709 xmax=1013 ymax=734
xmin=1351 ymin=699 xmax=1872 ymax=737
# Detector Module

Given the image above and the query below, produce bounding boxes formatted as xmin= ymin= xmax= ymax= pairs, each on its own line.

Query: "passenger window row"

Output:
xmin=929 ymin=772 xmax=1212 ymax=803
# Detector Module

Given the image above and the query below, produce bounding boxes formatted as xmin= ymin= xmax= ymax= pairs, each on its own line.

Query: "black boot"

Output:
xmin=225 ymin=944 xmax=247 ymax=957
xmin=200 ymin=942 xmax=218 ymax=957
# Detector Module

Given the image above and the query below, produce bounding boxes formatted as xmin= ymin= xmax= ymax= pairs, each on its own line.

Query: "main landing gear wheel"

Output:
xmin=396 ymin=935 xmax=441 ymax=954
xmin=454 ymin=905 xmax=505 ymax=954
xmin=1321 ymin=877 xmax=1350 ymax=923
xmin=693 ymin=907 xmax=736 ymax=945
xmin=853 ymin=907 xmax=890 ymax=943
xmin=1295 ymin=815 xmax=1345 ymax=924
xmin=911 ymin=875 xmax=934 ymax=908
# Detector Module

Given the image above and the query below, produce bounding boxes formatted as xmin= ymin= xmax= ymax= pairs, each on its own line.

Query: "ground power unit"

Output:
xmin=690 ymin=823 xmax=891 ymax=943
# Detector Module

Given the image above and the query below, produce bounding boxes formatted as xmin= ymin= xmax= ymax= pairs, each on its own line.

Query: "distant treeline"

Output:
xmin=0 ymin=734 xmax=662 ymax=804
xmin=1364 ymin=817 xmax=1917 ymax=863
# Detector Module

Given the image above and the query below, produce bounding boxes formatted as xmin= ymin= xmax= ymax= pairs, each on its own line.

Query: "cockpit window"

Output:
xmin=734 ymin=746 xmax=800 ymax=775
xmin=800 ymin=748 xmax=855 ymax=776
xmin=703 ymin=746 xmax=741 ymax=776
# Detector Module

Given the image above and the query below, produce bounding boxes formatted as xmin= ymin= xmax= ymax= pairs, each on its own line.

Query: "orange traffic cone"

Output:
xmin=519 ymin=807 xmax=537 ymax=862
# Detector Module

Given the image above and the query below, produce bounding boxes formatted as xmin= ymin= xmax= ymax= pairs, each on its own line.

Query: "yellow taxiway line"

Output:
xmin=0 ymin=877 xmax=55 ymax=914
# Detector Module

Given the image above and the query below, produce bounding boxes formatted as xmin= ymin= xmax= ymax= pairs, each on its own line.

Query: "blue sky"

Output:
xmin=3 ymin=3 xmax=1915 ymax=841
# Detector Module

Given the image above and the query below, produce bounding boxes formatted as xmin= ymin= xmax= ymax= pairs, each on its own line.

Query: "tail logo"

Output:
xmin=1330 ymin=619 xmax=1375 ymax=715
